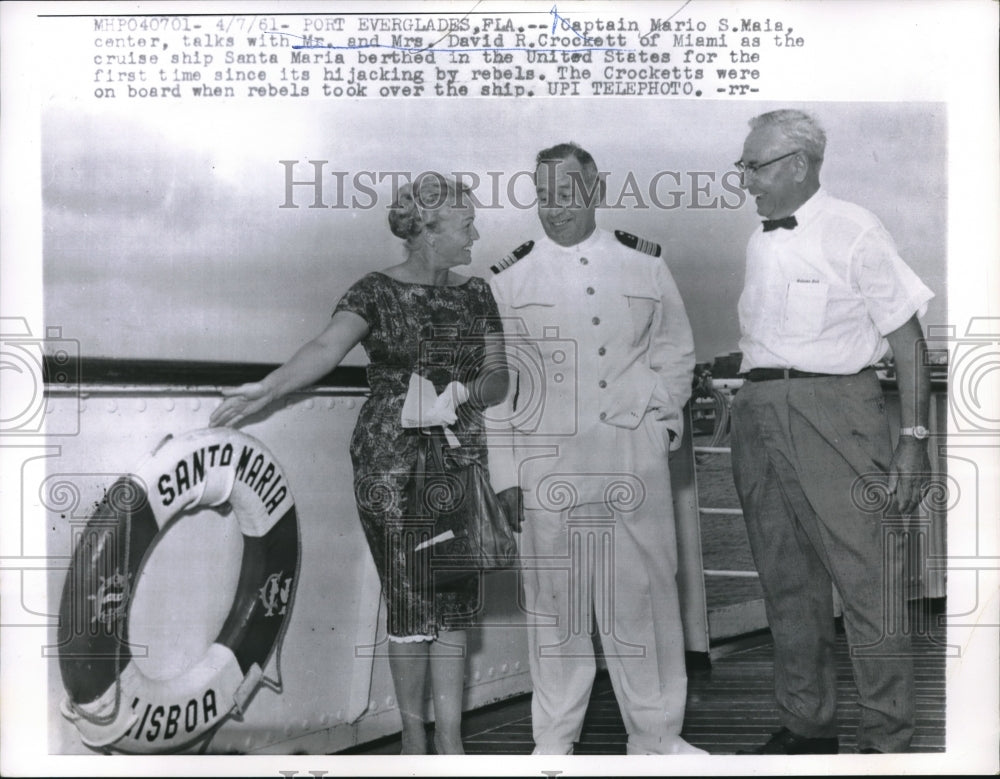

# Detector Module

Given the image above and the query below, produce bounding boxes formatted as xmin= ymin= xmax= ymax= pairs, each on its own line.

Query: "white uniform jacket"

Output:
xmin=487 ymin=228 xmax=695 ymax=504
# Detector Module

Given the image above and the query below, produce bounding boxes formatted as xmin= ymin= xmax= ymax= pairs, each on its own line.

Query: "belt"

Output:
xmin=742 ymin=367 xmax=873 ymax=382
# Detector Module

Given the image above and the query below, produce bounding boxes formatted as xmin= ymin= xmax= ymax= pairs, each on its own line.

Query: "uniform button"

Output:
xmin=586 ymin=286 xmax=595 ymax=295
xmin=598 ymin=347 xmax=606 ymax=356
xmin=598 ymin=380 xmax=607 ymax=388
xmin=579 ymin=257 xmax=589 ymax=265
xmin=592 ymin=316 xmax=600 ymax=325
xmin=599 ymin=412 xmax=607 ymax=420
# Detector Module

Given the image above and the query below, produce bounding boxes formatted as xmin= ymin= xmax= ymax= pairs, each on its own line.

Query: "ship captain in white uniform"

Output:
xmin=487 ymin=142 xmax=705 ymax=756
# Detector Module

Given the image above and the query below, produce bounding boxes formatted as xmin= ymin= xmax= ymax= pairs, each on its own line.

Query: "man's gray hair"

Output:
xmin=749 ymin=109 xmax=827 ymax=164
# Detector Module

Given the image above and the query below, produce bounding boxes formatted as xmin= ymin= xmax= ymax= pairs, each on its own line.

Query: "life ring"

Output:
xmin=57 ymin=427 xmax=300 ymax=754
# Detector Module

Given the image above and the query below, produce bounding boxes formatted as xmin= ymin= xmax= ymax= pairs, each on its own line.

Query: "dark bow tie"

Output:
xmin=762 ymin=216 xmax=798 ymax=232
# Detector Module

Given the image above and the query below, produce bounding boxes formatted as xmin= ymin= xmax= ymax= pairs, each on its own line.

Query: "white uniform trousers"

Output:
xmin=517 ymin=417 xmax=689 ymax=754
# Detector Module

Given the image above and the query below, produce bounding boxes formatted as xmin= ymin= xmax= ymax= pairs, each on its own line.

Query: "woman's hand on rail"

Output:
xmin=210 ymin=382 xmax=273 ymax=428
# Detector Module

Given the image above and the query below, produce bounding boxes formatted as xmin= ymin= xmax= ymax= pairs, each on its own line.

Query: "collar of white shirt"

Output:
xmin=765 ymin=188 xmax=828 ymax=235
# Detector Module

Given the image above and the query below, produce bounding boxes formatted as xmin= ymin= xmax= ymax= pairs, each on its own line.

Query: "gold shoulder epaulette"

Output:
xmin=614 ymin=230 xmax=661 ymax=258
xmin=490 ymin=240 xmax=535 ymax=274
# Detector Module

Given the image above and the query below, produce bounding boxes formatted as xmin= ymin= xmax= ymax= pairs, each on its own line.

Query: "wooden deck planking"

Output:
xmin=341 ymin=601 xmax=946 ymax=755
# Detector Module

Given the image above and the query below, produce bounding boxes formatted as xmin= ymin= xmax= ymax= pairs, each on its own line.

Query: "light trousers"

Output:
xmin=517 ymin=417 xmax=689 ymax=754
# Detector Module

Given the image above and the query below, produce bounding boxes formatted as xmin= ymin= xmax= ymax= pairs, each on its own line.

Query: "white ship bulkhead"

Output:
xmin=40 ymin=364 xmax=946 ymax=755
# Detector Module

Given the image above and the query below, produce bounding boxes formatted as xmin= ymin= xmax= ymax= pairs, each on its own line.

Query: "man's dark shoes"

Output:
xmin=738 ymin=727 xmax=839 ymax=754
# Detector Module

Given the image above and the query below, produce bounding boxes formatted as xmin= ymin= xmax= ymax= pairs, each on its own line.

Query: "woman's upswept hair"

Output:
xmin=388 ymin=173 xmax=472 ymax=244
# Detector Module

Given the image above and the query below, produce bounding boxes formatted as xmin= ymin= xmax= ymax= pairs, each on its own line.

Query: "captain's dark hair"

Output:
xmin=534 ymin=142 xmax=604 ymax=205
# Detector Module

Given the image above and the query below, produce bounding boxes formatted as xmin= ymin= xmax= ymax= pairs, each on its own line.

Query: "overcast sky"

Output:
xmin=43 ymin=99 xmax=946 ymax=366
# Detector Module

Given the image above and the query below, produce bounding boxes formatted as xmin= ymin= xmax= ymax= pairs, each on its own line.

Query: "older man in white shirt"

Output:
xmin=488 ymin=142 xmax=703 ymax=756
xmin=730 ymin=109 xmax=934 ymax=755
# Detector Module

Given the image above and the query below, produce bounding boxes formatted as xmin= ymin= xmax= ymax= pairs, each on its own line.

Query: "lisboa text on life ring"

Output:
xmin=57 ymin=427 xmax=300 ymax=753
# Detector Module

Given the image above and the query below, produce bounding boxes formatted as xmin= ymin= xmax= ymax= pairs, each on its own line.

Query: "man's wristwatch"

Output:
xmin=900 ymin=425 xmax=930 ymax=440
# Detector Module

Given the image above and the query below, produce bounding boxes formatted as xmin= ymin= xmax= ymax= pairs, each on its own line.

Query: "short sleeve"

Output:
xmin=470 ymin=277 xmax=504 ymax=337
xmin=333 ymin=273 xmax=379 ymax=330
xmin=853 ymin=226 xmax=935 ymax=335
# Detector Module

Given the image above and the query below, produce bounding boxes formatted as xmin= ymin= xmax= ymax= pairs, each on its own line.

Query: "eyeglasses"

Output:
xmin=733 ymin=150 xmax=800 ymax=176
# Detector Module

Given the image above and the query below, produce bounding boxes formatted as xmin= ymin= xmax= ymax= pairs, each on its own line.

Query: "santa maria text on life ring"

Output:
xmin=57 ymin=427 xmax=300 ymax=754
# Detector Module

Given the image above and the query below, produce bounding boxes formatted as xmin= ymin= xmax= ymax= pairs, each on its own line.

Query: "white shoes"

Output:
xmin=532 ymin=743 xmax=574 ymax=755
xmin=626 ymin=736 xmax=709 ymax=755
xmin=532 ymin=737 xmax=708 ymax=756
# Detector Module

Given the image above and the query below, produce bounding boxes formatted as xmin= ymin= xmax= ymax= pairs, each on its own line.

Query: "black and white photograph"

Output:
xmin=1 ymin=1 xmax=997 ymax=776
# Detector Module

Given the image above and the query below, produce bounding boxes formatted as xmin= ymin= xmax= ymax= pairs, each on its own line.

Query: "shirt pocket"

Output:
xmin=781 ymin=281 xmax=828 ymax=337
xmin=624 ymin=294 xmax=658 ymax=345
xmin=506 ymin=292 xmax=555 ymax=343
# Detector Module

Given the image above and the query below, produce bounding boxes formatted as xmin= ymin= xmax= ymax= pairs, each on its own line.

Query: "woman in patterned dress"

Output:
xmin=209 ymin=174 xmax=511 ymax=754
